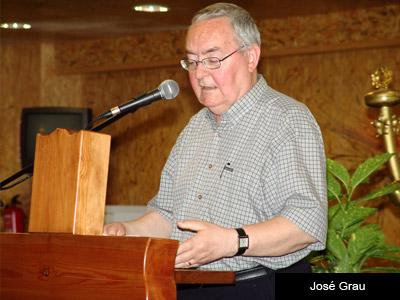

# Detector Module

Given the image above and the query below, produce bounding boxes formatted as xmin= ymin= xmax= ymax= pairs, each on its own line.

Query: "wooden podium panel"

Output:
xmin=29 ymin=129 xmax=111 ymax=235
xmin=0 ymin=233 xmax=179 ymax=300
xmin=0 ymin=233 xmax=235 ymax=299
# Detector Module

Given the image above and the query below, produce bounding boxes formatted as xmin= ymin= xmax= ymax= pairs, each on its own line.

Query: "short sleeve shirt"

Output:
xmin=148 ymin=75 xmax=327 ymax=271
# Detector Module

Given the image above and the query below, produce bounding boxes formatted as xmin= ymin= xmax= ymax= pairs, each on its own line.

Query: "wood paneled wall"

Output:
xmin=1 ymin=4 xmax=399 ymax=245
xmin=0 ymin=43 xmax=41 ymax=211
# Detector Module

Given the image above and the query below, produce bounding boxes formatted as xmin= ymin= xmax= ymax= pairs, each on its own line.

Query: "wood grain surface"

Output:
xmin=0 ymin=233 xmax=179 ymax=300
xmin=29 ymin=129 xmax=111 ymax=235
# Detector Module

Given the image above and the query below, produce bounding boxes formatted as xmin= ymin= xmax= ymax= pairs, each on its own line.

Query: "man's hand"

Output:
xmin=103 ymin=222 xmax=127 ymax=236
xmin=102 ymin=211 xmax=172 ymax=237
xmin=175 ymin=220 xmax=237 ymax=268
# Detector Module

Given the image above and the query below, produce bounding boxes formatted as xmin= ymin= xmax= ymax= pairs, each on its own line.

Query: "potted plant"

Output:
xmin=311 ymin=153 xmax=400 ymax=272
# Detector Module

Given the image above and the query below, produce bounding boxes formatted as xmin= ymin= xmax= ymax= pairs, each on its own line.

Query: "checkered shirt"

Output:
xmin=148 ymin=75 xmax=327 ymax=271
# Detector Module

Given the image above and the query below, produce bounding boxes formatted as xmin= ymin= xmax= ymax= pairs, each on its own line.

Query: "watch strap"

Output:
xmin=235 ymin=227 xmax=249 ymax=256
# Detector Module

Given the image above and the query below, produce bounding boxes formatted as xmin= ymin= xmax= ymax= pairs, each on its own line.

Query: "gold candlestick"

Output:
xmin=365 ymin=66 xmax=400 ymax=204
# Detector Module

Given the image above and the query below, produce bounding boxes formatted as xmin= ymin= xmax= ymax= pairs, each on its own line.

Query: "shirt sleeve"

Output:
xmin=263 ymin=106 xmax=328 ymax=251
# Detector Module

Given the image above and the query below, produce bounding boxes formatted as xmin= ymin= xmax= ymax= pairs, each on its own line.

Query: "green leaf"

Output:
xmin=334 ymin=255 xmax=351 ymax=273
xmin=350 ymin=153 xmax=393 ymax=192
xmin=384 ymin=245 xmax=400 ymax=254
xmin=347 ymin=225 xmax=385 ymax=269
xmin=328 ymin=203 xmax=376 ymax=238
xmin=327 ymin=159 xmax=351 ymax=194
xmin=373 ymin=253 xmax=400 ymax=262
xmin=327 ymin=172 xmax=342 ymax=201
xmin=357 ymin=182 xmax=400 ymax=203
xmin=341 ymin=207 xmax=377 ymax=239
xmin=328 ymin=204 xmax=341 ymax=223
xmin=327 ymin=229 xmax=347 ymax=261
xmin=369 ymin=245 xmax=400 ymax=261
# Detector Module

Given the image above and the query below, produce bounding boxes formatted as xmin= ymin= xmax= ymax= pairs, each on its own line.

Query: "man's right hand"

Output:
xmin=103 ymin=222 xmax=127 ymax=236
xmin=102 ymin=211 xmax=172 ymax=238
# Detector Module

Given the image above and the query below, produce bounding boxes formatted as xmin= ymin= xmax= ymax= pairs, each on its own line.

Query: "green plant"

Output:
xmin=311 ymin=153 xmax=400 ymax=273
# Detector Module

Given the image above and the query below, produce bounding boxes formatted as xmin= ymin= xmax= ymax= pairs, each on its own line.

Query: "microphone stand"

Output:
xmin=0 ymin=108 xmax=136 ymax=191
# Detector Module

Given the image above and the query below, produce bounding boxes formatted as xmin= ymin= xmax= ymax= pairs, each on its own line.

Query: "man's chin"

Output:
xmin=203 ymin=103 xmax=226 ymax=116
xmin=199 ymin=98 xmax=218 ymax=109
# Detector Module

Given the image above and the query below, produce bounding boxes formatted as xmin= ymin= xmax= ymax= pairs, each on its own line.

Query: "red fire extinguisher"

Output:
xmin=3 ymin=195 xmax=25 ymax=233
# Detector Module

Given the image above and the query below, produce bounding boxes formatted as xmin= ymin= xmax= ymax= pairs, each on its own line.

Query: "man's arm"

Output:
xmin=242 ymin=216 xmax=316 ymax=255
xmin=174 ymin=216 xmax=316 ymax=268
xmin=103 ymin=210 xmax=172 ymax=238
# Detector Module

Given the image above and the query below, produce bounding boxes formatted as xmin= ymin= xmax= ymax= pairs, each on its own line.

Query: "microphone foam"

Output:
xmin=159 ymin=79 xmax=180 ymax=100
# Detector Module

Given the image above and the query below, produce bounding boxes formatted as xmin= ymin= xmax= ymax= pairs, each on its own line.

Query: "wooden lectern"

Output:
xmin=29 ymin=128 xmax=111 ymax=235
xmin=0 ymin=129 xmax=234 ymax=299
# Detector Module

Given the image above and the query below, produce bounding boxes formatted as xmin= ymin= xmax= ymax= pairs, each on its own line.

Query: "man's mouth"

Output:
xmin=200 ymin=85 xmax=216 ymax=90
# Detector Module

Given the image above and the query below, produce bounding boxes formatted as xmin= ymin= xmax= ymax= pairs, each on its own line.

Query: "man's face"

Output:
xmin=185 ymin=17 xmax=257 ymax=116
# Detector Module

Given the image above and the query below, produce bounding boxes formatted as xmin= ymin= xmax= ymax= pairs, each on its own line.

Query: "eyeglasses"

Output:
xmin=180 ymin=45 xmax=246 ymax=71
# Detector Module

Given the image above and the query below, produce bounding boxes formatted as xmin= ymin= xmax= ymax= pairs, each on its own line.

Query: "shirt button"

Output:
xmin=208 ymin=164 xmax=213 ymax=169
xmin=198 ymin=194 xmax=203 ymax=200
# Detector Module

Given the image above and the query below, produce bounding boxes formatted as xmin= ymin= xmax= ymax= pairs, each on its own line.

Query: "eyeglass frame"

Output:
xmin=180 ymin=44 xmax=246 ymax=71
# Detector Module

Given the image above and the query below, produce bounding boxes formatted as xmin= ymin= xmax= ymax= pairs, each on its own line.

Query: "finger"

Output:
xmin=175 ymin=261 xmax=191 ymax=269
xmin=175 ymin=257 xmax=201 ymax=269
xmin=175 ymin=246 xmax=193 ymax=264
xmin=176 ymin=235 xmax=196 ymax=256
xmin=116 ymin=228 xmax=126 ymax=236
xmin=175 ymin=256 xmax=197 ymax=269
xmin=103 ymin=223 xmax=126 ymax=236
xmin=103 ymin=225 xmax=114 ymax=235
xmin=177 ymin=220 xmax=207 ymax=232
xmin=106 ymin=226 xmax=117 ymax=236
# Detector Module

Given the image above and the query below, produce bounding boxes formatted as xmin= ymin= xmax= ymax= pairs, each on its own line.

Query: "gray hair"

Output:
xmin=191 ymin=3 xmax=261 ymax=47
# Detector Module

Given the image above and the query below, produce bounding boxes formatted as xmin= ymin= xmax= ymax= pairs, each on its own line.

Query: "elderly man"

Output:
xmin=104 ymin=3 xmax=327 ymax=299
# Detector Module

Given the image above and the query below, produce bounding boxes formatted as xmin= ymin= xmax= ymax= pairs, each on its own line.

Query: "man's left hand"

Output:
xmin=174 ymin=220 xmax=237 ymax=268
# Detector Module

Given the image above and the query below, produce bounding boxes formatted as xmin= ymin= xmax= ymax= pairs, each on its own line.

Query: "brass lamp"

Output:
xmin=365 ymin=66 xmax=400 ymax=204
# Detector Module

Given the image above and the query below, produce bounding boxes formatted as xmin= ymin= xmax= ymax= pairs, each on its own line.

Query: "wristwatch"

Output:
xmin=234 ymin=228 xmax=249 ymax=256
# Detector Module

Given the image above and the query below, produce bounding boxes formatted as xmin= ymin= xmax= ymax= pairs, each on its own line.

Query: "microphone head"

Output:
xmin=159 ymin=79 xmax=180 ymax=100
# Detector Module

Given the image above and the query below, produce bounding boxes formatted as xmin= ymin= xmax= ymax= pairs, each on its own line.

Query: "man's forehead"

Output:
xmin=186 ymin=46 xmax=222 ymax=56
xmin=185 ymin=17 xmax=237 ymax=55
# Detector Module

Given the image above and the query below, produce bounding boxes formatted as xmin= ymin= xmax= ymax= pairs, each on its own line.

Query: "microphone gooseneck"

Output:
xmin=101 ymin=79 xmax=180 ymax=119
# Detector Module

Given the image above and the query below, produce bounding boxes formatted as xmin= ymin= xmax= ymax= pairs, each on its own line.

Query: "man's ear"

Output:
xmin=246 ymin=44 xmax=261 ymax=72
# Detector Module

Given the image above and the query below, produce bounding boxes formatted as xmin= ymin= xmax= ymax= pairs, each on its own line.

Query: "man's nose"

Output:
xmin=194 ymin=62 xmax=209 ymax=79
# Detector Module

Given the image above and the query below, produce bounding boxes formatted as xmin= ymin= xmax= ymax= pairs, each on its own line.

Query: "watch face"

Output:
xmin=239 ymin=237 xmax=249 ymax=248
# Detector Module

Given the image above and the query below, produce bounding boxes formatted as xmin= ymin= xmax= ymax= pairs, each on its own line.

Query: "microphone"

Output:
xmin=100 ymin=79 xmax=179 ymax=119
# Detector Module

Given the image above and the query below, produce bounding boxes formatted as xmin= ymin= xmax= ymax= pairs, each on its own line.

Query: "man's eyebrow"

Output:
xmin=186 ymin=47 xmax=221 ymax=56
